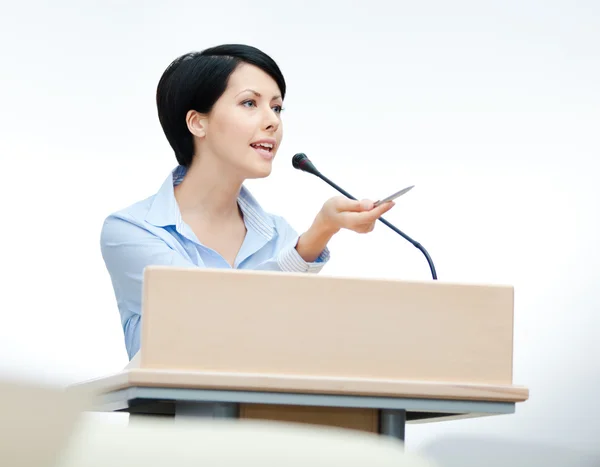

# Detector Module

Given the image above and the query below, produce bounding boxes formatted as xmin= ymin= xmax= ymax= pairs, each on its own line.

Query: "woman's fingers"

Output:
xmin=332 ymin=197 xmax=374 ymax=213
xmin=320 ymin=196 xmax=397 ymax=234
xmin=339 ymin=201 xmax=395 ymax=231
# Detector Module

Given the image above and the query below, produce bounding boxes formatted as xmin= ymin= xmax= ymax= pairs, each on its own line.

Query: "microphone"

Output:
xmin=292 ymin=153 xmax=438 ymax=280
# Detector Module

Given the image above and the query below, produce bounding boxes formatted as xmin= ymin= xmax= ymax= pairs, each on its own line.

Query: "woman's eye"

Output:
xmin=241 ymin=99 xmax=283 ymax=114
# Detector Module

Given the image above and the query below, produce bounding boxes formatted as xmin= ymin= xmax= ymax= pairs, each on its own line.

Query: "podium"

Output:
xmin=73 ymin=266 xmax=529 ymax=441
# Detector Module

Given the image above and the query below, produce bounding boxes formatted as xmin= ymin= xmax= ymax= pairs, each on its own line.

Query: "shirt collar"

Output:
xmin=145 ymin=165 xmax=275 ymax=241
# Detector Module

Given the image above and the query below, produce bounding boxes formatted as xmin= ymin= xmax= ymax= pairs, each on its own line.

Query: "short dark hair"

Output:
xmin=156 ymin=44 xmax=286 ymax=167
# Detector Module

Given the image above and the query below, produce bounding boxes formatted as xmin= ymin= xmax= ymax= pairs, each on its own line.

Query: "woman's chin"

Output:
xmin=244 ymin=160 xmax=273 ymax=180
xmin=254 ymin=165 xmax=274 ymax=179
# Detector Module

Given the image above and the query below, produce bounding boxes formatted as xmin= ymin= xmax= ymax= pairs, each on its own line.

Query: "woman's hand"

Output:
xmin=316 ymin=196 xmax=396 ymax=235
xmin=295 ymin=196 xmax=395 ymax=263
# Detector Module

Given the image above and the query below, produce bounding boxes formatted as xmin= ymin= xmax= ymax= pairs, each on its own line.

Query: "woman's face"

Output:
xmin=193 ymin=63 xmax=284 ymax=180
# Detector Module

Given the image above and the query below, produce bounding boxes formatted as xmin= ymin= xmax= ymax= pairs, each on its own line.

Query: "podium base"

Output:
xmin=129 ymin=402 xmax=405 ymax=441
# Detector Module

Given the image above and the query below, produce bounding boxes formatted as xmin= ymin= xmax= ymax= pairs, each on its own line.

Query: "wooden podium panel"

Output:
xmin=140 ymin=267 xmax=514 ymax=385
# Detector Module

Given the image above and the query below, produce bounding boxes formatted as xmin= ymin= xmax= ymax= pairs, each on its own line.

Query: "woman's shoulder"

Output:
xmin=100 ymin=193 xmax=167 ymax=249
xmin=102 ymin=195 xmax=155 ymax=227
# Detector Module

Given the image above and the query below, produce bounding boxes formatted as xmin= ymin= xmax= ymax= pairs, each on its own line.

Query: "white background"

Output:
xmin=1 ymin=1 xmax=598 ymax=465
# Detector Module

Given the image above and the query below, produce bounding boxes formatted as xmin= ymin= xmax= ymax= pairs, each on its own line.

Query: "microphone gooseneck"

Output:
xmin=292 ymin=153 xmax=438 ymax=280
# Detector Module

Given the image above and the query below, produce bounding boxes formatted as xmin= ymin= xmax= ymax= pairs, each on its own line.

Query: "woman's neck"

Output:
xmin=174 ymin=156 xmax=243 ymax=223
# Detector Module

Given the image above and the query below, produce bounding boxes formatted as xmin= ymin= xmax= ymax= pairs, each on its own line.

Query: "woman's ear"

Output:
xmin=186 ymin=110 xmax=207 ymax=138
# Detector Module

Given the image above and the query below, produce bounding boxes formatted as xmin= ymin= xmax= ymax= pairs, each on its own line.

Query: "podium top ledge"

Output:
xmin=71 ymin=368 xmax=529 ymax=404
xmin=143 ymin=265 xmax=514 ymax=290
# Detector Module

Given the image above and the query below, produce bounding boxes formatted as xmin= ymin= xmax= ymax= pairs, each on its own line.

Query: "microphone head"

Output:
xmin=292 ymin=153 xmax=320 ymax=176
xmin=292 ymin=153 xmax=307 ymax=169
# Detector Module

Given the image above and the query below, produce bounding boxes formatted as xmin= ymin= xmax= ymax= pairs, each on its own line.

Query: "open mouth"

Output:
xmin=250 ymin=142 xmax=275 ymax=159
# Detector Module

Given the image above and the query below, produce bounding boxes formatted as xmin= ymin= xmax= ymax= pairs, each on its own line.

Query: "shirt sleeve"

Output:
xmin=100 ymin=215 xmax=195 ymax=359
xmin=270 ymin=215 xmax=331 ymax=274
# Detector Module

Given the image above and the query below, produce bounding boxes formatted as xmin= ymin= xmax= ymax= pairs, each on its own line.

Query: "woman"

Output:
xmin=101 ymin=44 xmax=395 ymax=360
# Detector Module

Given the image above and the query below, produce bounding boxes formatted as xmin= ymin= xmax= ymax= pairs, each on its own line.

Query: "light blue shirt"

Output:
xmin=101 ymin=165 xmax=330 ymax=359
